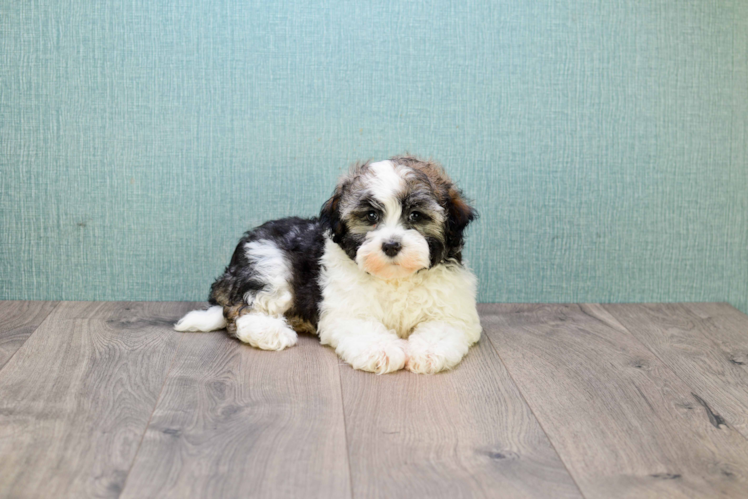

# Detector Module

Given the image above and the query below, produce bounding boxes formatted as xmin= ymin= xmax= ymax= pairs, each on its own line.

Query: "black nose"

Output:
xmin=381 ymin=240 xmax=401 ymax=257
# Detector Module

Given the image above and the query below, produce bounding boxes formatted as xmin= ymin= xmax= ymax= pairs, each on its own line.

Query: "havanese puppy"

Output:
xmin=175 ymin=155 xmax=481 ymax=374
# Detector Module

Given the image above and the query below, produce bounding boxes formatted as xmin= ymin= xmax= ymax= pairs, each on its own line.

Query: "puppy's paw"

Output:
xmin=235 ymin=313 xmax=298 ymax=351
xmin=406 ymin=350 xmax=451 ymax=374
xmin=340 ymin=337 xmax=408 ymax=374
xmin=406 ymin=331 xmax=468 ymax=374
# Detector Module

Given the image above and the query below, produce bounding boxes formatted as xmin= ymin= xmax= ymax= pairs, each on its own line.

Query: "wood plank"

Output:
xmin=0 ymin=301 xmax=193 ymax=498
xmin=340 ymin=336 xmax=582 ymax=498
xmin=121 ymin=332 xmax=351 ymax=498
xmin=481 ymin=303 xmax=748 ymax=498
xmin=604 ymin=303 xmax=748 ymax=437
xmin=0 ymin=301 xmax=58 ymax=369
xmin=680 ymin=303 xmax=748 ymax=368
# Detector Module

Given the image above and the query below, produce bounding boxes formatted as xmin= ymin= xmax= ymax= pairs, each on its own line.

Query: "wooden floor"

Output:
xmin=1 ymin=302 xmax=748 ymax=498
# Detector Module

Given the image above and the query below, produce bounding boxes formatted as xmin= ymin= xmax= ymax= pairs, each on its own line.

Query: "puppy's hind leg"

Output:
xmin=230 ymin=239 xmax=298 ymax=351
xmin=235 ymin=313 xmax=297 ymax=351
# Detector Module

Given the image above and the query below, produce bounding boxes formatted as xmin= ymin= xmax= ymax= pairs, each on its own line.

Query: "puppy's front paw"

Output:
xmin=406 ymin=334 xmax=467 ymax=374
xmin=339 ymin=337 xmax=408 ymax=374
xmin=406 ymin=350 xmax=451 ymax=374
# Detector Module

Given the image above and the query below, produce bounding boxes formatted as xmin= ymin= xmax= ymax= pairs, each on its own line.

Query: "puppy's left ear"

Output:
xmin=319 ymin=183 xmax=347 ymax=243
xmin=445 ymin=186 xmax=478 ymax=253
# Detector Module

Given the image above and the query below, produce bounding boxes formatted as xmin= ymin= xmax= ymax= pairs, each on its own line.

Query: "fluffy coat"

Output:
xmin=175 ymin=156 xmax=481 ymax=374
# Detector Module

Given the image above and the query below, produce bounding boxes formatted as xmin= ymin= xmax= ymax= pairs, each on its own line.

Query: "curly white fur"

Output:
xmin=235 ymin=313 xmax=298 ymax=351
xmin=318 ymin=238 xmax=481 ymax=374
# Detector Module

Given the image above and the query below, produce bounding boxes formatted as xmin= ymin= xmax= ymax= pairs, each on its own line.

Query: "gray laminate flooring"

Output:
xmin=0 ymin=301 xmax=747 ymax=498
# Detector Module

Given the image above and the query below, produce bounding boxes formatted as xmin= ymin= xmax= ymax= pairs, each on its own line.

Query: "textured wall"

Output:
xmin=2 ymin=1 xmax=747 ymax=312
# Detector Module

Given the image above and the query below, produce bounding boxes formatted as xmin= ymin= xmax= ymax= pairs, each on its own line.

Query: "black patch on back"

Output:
xmin=209 ymin=217 xmax=326 ymax=326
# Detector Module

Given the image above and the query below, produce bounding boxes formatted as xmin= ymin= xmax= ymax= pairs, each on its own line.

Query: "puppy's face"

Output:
xmin=320 ymin=156 xmax=476 ymax=280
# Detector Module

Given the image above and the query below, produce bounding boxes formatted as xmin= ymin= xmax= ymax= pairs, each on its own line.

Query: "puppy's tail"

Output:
xmin=174 ymin=305 xmax=227 ymax=332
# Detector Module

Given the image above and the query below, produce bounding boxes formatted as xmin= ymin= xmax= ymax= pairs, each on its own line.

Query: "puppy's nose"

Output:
xmin=381 ymin=240 xmax=401 ymax=257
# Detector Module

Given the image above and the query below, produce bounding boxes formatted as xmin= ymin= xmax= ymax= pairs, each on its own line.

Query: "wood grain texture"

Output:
xmin=682 ymin=303 xmax=748 ymax=369
xmin=481 ymin=303 xmax=748 ymax=498
xmin=340 ymin=336 xmax=582 ymax=498
xmin=604 ymin=303 xmax=748 ymax=437
xmin=0 ymin=301 xmax=193 ymax=498
xmin=121 ymin=332 xmax=350 ymax=499
xmin=0 ymin=301 xmax=58 ymax=369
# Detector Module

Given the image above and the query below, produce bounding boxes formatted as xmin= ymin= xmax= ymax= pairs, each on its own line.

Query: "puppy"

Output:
xmin=175 ymin=156 xmax=482 ymax=374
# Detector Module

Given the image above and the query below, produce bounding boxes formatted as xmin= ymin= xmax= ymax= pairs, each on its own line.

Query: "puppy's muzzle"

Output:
xmin=381 ymin=240 xmax=401 ymax=257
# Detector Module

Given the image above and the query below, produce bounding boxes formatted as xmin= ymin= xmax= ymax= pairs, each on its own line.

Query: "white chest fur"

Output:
xmin=318 ymin=238 xmax=480 ymax=338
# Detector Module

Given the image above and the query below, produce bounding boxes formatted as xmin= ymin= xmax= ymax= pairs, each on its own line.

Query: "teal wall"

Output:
xmin=2 ymin=1 xmax=747 ymax=313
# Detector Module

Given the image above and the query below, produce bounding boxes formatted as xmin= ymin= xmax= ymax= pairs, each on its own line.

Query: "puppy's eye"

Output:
xmin=366 ymin=210 xmax=379 ymax=223
xmin=408 ymin=211 xmax=423 ymax=223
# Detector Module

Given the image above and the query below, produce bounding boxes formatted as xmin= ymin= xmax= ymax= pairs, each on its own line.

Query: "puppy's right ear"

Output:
xmin=319 ymin=184 xmax=346 ymax=243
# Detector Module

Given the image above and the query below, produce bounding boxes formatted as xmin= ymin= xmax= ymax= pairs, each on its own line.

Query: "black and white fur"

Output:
xmin=176 ymin=156 xmax=481 ymax=374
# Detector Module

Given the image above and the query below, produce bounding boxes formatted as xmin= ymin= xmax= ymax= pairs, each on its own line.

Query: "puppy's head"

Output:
xmin=319 ymin=156 xmax=477 ymax=280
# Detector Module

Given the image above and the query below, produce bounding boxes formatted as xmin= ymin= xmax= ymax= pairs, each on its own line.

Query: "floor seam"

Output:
xmin=481 ymin=313 xmax=587 ymax=499
xmin=0 ymin=301 xmax=62 ymax=374
xmin=337 ymin=361 xmax=355 ymax=499
xmin=601 ymin=303 xmax=748 ymax=445
xmin=118 ymin=311 xmax=187 ymax=498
